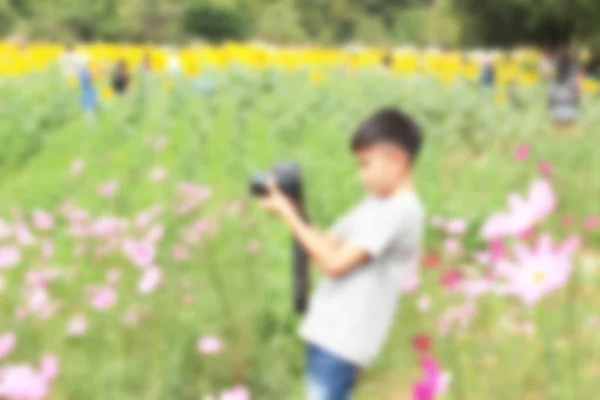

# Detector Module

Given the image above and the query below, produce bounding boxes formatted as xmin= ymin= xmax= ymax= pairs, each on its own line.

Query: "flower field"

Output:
xmin=0 ymin=42 xmax=599 ymax=399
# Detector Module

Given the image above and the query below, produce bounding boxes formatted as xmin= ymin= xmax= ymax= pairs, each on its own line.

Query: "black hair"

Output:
xmin=351 ymin=108 xmax=422 ymax=162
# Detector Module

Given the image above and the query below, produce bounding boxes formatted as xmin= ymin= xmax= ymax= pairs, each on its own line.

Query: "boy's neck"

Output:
xmin=377 ymin=174 xmax=414 ymax=199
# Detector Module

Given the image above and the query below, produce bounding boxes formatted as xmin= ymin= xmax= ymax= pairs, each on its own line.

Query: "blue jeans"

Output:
xmin=306 ymin=343 xmax=359 ymax=400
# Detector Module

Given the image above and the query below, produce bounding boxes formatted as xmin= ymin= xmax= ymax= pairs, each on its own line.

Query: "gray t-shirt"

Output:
xmin=300 ymin=190 xmax=425 ymax=367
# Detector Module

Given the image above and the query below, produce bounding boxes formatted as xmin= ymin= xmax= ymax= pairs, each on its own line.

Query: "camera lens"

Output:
xmin=249 ymin=173 xmax=270 ymax=197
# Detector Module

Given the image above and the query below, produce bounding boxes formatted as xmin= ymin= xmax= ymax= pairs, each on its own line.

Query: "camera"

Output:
xmin=249 ymin=162 xmax=303 ymax=200
xmin=249 ymin=162 xmax=309 ymax=315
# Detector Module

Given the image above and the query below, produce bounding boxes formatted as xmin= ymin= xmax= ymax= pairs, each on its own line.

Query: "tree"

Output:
xmin=181 ymin=0 xmax=250 ymax=42
xmin=453 ymin=0 xmax=600 ymax=48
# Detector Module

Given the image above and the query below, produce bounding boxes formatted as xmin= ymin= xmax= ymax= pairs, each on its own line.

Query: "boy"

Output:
xmin=260 ymin=108 xmax=425 ymax=400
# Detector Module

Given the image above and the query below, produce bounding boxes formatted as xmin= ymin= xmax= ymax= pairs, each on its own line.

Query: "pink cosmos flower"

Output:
xmin=584 ymin=216 xmax=599 ymax=231
xmin=219 ymin=386 xmax=251 ymax=400
xmin=40 ymin=240 xmax=54 ymax=261
xmin=0 ymin=333 xmax=16 ymax=361
xmin=67 ymin=313 xmax=88 ymax=337
xmin=70 ymin=158 xmax=85 ymax=176
xmin=150 ymin=167 xmax=168 ymax=182
xmin=440 ymin=269 xmax=463 ymax=290
xmin=138 ymin=267 xmax=163 ymax=295
xmin=123 ymin=240 xmax=156 ymax=268
xmin=514 ymin=144 xmax=530 ymax=161
xmin=457 ymin=278 xmax=493 ymax=299
xmin=0 ymin=354 xmax=59 ymax=400
xmin=87 ymin=285 xmax=118 ymax=310
xmin=197 ymin=335 xmax=224 ymax=355
xmin=106 ymin=268 xmax=121 ymax=285
xmin=417 ymin=295 xmax=432 ymax=312
xmin=145 ymin=226 xmax=164 ymax=244
xmin=495 ymin=234 xmax=580 ymax=306
xmin=39 ymin=354 xmax=59 ymax=382
xmin=0 ymin=247 xmax=21 ymax=270
xmin=32 ymin=210 xmax=54 ymax=231
xmin=438 ymin=302 xmax=477 ymax=336
xmin=98 ymin=180 xmax=119 ymax=198
xmin=175 ymin=183 xmax=212 ymax=215
xmin=443 ymin=239 xmax=462 ymax=256
xmin=538 ymin=161 xmax=553 ymax=178
xmin=481 ymin=179 xmax=557 ymax=240
xmin=0 ymin=365 xmax=50 ymax=400
xmin=91 ymin=216 xmax=125 ymax=237
xmin=401 ymin=271 xmax=421 ymax=294
xmin=412 ymin=356 xmax=451 ymax=400
xmin=445 ymin=219 xmax=468 ymax=235
xmin=172 ymin=245 xmax=190 ymax=262
xmin=15 ymin=224 xmax=36 ymax=246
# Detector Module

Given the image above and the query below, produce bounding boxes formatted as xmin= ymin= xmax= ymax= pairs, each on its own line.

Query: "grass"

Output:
xmin=0 ymin=68 xmax=599 ymax=399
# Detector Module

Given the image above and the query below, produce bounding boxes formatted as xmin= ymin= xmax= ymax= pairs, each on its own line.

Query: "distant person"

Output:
xmin=78 ymin=57 xmax=98 ymax=117
xmin=258 ymin=109 xmax=425 ymax=400
xmin=548 ymin=50 xmax=581 ymax=128
xmin=60 ymin=44 xmax=85 ymax=80
xmin=111 ymin=60 xmax=130 ymax=95
xmin=480 ymin=54 xmax=496 ymax=87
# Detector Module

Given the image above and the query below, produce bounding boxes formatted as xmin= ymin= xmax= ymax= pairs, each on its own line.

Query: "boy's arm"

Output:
xmin=281 ymin=210 xmax=369 ymax=277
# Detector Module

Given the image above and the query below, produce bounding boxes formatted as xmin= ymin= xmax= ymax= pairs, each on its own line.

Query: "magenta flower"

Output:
xmin=138 ymin=267 xmax=163 ymax=295
xmin=496 ymin=234 xmax=580 ymax=306
xmin=0 ymin=246 xmax=21 ymax=270
xmin=67 ymin=313 xmax=88 ymax=337
xmin=87 ymin=285 xmax=118 ymax=310
xmin=481 ymin=179 xmax=557 ymax=240
xmin=514 ymin=144 xmax=530 ymax=161
xmin=0 ymin=333 xmax=16 ymax=361
xmin=97 ymin=180 xmax=119 ymax=198
xmin=197 ymin=335 xmax=224 ymax=355
xmin=412 ymin=356 xmax=451 ymax=400
xmin=123 ymin=240 xmax=156 ymax=268
xmin=584 ymin=216 xmax=599 ymax=231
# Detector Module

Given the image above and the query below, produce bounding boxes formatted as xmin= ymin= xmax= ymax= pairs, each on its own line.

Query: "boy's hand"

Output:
xmin=260 ymin=179 xmax=297 ymax=219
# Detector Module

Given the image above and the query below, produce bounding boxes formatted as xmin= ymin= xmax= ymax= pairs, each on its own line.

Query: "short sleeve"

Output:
xmin=347 ymin=203 xmax=405 ymax=259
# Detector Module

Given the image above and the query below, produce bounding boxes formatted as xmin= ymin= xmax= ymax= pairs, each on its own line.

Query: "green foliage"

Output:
xmin=181 ymin=1 xmax=250 ymax=42
xmin=454 ymin=0 xmax=600 ymax=47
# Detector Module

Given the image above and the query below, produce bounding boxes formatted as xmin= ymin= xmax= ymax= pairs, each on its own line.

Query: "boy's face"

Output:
xmin=355 ymin=144 xmax=411 ymax=197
